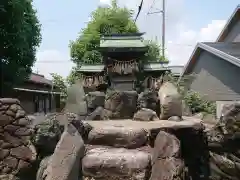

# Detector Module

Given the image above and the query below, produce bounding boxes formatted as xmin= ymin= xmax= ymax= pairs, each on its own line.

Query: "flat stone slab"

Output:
xmin=85 ymin=118 xmax=204 ymax=132
xmin=87 ymin=126 xmax=147 ymax=148
xmin=82 ymin=147 xmax=151 ymax=180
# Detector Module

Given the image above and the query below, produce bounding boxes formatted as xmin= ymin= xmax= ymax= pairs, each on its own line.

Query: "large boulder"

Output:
xmin=137 ymin=90 xmax=158 ymax=112
xmin=104 ymin=90 xmax=138 ymax=119
xmin=43 ymin=124 xmax=85 ymax=180
xmin=86 ymin=91 xmax=105 ymax=111
xmin=158 ymin=82 xmax=182 ymax=119
xmin=150 ymin=131 xmax=185 ymax=180
xmin=85 ymin=107 xmax=111 ymax=121
xmin=133 ymin=108 xmax=160 ymax=121
xmin=0 ymin=98 xmax=37 ymax=177
xmin=82 ymin=147 xmax=151 ymax=180
xmin=36 ymin=156 xmax=51 ymax=180
xmin=33 ymin=118 xmax=62 ymax=157
xmin=87 ymin=125 xmax=147 ymax=149
xmin=65 ymin=82 xmax=87 ymax=117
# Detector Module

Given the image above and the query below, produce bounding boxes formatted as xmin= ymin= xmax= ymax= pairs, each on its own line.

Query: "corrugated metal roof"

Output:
xmin=203 ymin=42 xmax=240 ymax=59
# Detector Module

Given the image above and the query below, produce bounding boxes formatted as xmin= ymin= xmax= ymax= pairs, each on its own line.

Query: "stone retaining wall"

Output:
xmin=0 ymin=98 xmax=37 ymax=178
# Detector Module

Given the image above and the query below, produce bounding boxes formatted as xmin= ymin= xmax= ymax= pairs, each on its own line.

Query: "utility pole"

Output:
xmin=162 ymin=0 xmax=165 ymax=59
xmin=147 ymin=0 xmax=166 ymax=59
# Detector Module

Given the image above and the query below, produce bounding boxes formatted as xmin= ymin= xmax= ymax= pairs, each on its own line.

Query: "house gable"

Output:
xmin=217 ymin=5 xmax=240 ymax=42
xmin=184 ymin=49 xmax=240 ymax=101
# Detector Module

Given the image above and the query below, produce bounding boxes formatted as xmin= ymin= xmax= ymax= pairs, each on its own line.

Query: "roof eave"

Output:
xmin=216 ymin=5 xmax=240 ymax=42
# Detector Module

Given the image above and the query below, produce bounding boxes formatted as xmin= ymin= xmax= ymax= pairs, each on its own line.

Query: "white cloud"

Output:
xmin=167 ymin=20 xmax=226 ymax=65
xmin=32 ymin=50 xmax=74 ymax=79
xmin=99 ymin=0 xmax=111 ymax=5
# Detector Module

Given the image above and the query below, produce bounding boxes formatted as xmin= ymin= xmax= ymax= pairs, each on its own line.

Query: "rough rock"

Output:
xmin=43 ymin=124 xmax=85 ymax=180
xmin=150 ymin=131 xmax=185 ymax=180
xmin=82 ymin=147 xmax=151 ymax=180
xmin=65 ymin=82 xmax=88 ymax=116
xmin=0 ymin=98 xmax=37 ymax=177
xmin=86 ymin=91 xmax=105 ymax=111
xmin=44 ymin=112 xmax=92 ymax=142
xmin=33 ymin=118 xmax=62 ymax=157
xmin=137 ymin=90 xmax=158 ymax=112
xmin=158 ymin=82 xmax=182 ymax=119
xmin=104 ymin=90 xmax=138 ymax=119
xmin=87 ymin=125 xmax=147 ymax=149
xmin=182 ymin=100 xmax=192 ymax=116
xmin=133 ymin=108 xmax=160 ymax=121
xmin=36 ymin=156 xmax=51 ymax=180
xmin=168 ymin=116 xmax=182 ymax=122
xmin=207 ymin=102 xmax=240 ymax=180
xmin=85 ymin=107 xmax=110 ymax=121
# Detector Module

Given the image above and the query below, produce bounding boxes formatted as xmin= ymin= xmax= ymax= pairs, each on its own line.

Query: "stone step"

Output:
xmin=86 ymin=125 xmax=148 ymax=149
xmin=82 ymin=147 xmax=151 ymax=180
xmin=86 ymin=119 xmax=204 ymax=148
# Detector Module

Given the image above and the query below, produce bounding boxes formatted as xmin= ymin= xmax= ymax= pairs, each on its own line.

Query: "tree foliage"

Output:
xmin=144 ymin=40 xmax=167 ymax=62
xmin=51 ymin=73 xmax=67 ymax=102
xmin=69 ymin=0 xmax=164 ymax=65
xmin=0 ymin=0 xmax=41 ymax=96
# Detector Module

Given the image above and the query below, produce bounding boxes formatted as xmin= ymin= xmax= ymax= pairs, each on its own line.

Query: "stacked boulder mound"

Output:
xmin=82 ymin=119 xmax=208 ymax=180
xmin=207 ymin=102 xmax=240 ymax=180
xmin=0 ymin=98 xmax=37 ymax=179
xmin=82 ymin=125 xmax=151 ymax=179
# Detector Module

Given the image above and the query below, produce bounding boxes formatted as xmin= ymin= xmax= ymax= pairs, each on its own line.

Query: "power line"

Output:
xmin=134 ymin=0 xmax=144 ymax=22
xmin=34 ymin=43 xmax=196 ymax=63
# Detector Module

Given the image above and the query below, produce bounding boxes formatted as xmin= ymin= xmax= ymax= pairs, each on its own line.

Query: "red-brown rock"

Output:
xmin=10 ymin=146 xmax=36 ymax=162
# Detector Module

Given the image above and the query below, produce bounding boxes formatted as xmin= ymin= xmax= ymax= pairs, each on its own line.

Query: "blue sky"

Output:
xmin=32 ymin=0 xmax=240 ymax=79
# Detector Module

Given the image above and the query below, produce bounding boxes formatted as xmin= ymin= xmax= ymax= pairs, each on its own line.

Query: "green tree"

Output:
xmin=144 ymin=40 xmax=168 ymax=62
xmin=0 ymin=0 xmax=41 ymax=96
xmin=50 ymin=73 xmax=67 ymax=103
xmin=69 ymin=0 xmax=163 ymax=65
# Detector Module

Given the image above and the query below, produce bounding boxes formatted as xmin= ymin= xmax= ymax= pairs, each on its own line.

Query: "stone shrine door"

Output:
xmin=110 ymin=75 xmax=136 ymax=91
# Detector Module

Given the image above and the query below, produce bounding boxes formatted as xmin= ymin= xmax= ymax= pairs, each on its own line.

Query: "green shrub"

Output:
xmin=184 ymin=90 xmax=216 ymax=115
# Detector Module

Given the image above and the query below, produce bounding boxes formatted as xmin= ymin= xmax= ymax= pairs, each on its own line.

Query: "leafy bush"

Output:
xmin=184 ymin=90 xmax=216 ymax=115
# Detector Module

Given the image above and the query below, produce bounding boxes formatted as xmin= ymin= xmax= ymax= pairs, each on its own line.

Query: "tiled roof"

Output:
xmin=77 ymin=63 xmax=183 ymax=75
xmin=100 ymin=33 xmax=146 ymax=48
xmin=28 ymin=73 xmax=53 ymax=86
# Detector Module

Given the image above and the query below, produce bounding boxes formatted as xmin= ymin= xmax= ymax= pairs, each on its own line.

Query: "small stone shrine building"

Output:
xmin=77 ymin=33 xmax=183 ymax=92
